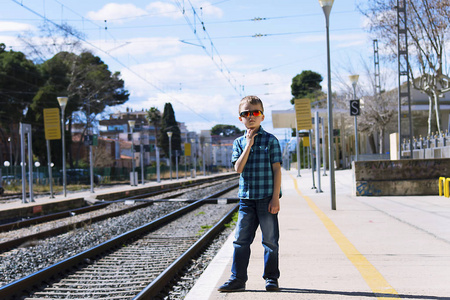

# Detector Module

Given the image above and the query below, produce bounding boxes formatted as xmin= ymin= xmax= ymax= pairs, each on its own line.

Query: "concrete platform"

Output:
xmin=186 ymin=168 xmax=450 ymax=300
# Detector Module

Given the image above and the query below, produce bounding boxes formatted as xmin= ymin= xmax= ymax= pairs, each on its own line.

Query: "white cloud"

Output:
xmin=90 ymin=37 xmax=182 ymax=57
xmin=146 ymin=1 xmax=223 ymax=20
xmin=120 ymin=54 xmax=224 ymax=96
xmin=86 ymin=3 xmax=148 ymax=23
xmin=0 ymin=21 xmax=34 ymax=32
xmin=145 ymin=2 xmax=183 ymax=19
xmin=192 ymin=1 xmax=223 ymax=18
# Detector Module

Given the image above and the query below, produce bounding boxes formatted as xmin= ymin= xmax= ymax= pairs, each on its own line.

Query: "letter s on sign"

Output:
xmin=350 ymin=100 xmax=360 ymax=116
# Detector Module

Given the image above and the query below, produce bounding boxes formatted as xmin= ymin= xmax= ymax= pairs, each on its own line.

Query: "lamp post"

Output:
xmin=191 ymin=138 xmax=197 ymax=178
xmin=318 ymin=0 xmax=336 ymax=210
xmin=202 ymin=143 xmax=206 ymax=176
xmin=128 ymin=120 xmax=136 ymax=186
xmin=8 ymin=137 xmax=12 ymax=168
xmin=57 ymin=96 xmax=68 ymax=197
xmin=167 ymin=131 xmax=173 ymax=180
xmin=34 ymin=161 xmax=40 ymax=184
xmin=349 ymin=74 xmax=359 ymax=162
xmin=4 ymin=161 xmax=10 ymax=178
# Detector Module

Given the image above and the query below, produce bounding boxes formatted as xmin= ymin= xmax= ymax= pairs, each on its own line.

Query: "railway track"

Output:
xmin=0 ymin=183 xmax=239 ymax=299
xmin=0 ymin=177 xmax=237 ymax=252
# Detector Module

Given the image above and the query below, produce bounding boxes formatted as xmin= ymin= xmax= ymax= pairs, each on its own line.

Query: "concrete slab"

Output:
xmin=186 ymin=168 xmax=450 ymax=300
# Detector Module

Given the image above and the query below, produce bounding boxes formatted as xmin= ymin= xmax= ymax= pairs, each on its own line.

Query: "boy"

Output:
xmin=218 ymin=95 xmax=282 ymax=292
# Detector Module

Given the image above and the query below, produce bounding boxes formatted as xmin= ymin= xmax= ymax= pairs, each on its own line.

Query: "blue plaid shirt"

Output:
xmin=232 ymin=126 xmax=282 ymax=200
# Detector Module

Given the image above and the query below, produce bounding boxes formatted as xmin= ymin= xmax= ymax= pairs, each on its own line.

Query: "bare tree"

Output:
xmin=334 ymin=57 xmax=398 ymax=154
xmin=18 ymin=22 xmax=85 ymax=63
xmin=93 ymin=141 xmax=115 ymax=167
xmin=359 ymin=0 xmax=450 ymax=135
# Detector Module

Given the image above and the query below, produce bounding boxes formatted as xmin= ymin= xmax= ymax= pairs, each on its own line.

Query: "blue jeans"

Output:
xmin=230 ymin=197 xmax=280 ymax=283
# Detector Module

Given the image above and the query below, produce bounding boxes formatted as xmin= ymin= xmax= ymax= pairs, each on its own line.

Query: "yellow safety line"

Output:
xmin=291 ymin=175 xmax=400 ymax=299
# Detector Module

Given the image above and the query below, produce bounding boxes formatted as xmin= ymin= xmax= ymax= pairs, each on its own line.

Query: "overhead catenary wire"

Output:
xmin=10 ymin=0 xmax=216 ymax=124
xmin=172 ymin=0 xmax=243 ymax=97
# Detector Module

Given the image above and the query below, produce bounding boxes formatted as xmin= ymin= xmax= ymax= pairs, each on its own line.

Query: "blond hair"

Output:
xmin=239 ymin=95 xmax=264 ymax=114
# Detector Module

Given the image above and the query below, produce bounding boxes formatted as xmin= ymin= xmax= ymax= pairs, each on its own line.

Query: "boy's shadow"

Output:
xmin=243 ymin=288 xmax=450 ymax=299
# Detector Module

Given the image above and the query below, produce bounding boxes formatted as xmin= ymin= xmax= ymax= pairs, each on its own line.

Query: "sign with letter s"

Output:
xmin=350 ymin=99 xmax=360 ymax=116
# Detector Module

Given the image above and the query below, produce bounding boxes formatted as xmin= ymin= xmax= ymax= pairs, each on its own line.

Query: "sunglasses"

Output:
xmin=239 ymin=110 xmax=263 ymax=118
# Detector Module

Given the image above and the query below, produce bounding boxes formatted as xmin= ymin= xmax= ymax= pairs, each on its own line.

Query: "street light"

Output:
xmin=349 ymin=74 xmax=360 ymax=162
xmin=191 ymin=138 xmax=197 ymax=178
xmin=128 ymin=120 xmax=136 ymax=186
xmin=318 ymin=0 xmax=336 ymax=210
xmin=4 ymin=161 xmax=10 ymax=178
xmin=8 ymin=137 xmax=12 ymax=167
xmin=34 ymin=161 xmax=40 ymax=184
xmin=57 ymin=96 xmax=68 ymax=197
xmin=167 ymin=131 xmax=173 ymax=180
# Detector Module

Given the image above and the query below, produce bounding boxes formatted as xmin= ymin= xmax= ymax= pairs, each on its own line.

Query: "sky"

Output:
xmin=0 ymin=0 xmax=379 ymax=141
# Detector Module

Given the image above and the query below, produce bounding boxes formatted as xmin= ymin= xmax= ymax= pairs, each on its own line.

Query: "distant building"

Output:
xmin=99 ymin=108 xmax=190 ymax=168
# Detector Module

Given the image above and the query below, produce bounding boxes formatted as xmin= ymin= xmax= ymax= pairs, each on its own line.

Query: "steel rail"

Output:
xmin=0 ymin=177 xmax=237 ymax=252
xmin=0 ymin=174 xmax=236 ymax=230
xmin=0 ymin=189 xmax=191 ymax=252
xmin=133 ymin=202 xmax=239 ymax=299
xmin=0 ymin=183 xmax=238 ymax=300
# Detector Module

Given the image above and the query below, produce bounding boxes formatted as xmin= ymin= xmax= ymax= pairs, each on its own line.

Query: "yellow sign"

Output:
xmin=294 ymin=98 xmax=312 ymax=130
xmin=184 ymin=143 xmax=191 ymax=156
xmin=302 ymin=137 xmax=310 ymax=147
xmin=43 ymin=108 xmax=61 ymax=140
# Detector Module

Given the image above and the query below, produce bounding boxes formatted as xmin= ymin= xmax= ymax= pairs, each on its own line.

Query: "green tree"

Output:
xmin=211 ymin=124 xmax=243 ymax=136
xmin=146 ymin=107 xmax=162 ymax=151
xmin=290 ymin=70 xmax=324 ymax=105
xmin=160 ymin=103 xmax=181 ymax=161
xmin=0 ymin=44 xmax=40 ymax=165
xmin=29 ymin=51 xmax=129 ymax=167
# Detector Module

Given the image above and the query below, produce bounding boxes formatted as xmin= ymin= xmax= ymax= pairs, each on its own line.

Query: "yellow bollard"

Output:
xmin=439 ymin=177 xmax=446 ymax=196
xmin=445 ymin=178 xmax=450 ymax=198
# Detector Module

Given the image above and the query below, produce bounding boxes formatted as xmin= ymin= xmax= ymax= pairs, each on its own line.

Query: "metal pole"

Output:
xmin=352 ymin=84 xmax=359 ymax=162
xmin=322 ymin=4 xmax=336 ymax=209
xmin=140 ymin=144 xmax=144 ymax=185
xmin=61 ymin=111 xmax=67 ymax=197
xmin=90 ymin=145 xmax=94 ymax=193
xmin=322 ymin=117 xmax=327 ymax=176
xmin=156 ymin=147 xmax=161 ymax=183
xmin=296 ymin=129 xmax=301 ymax=177
xmin=132 ymin=145 xmax=136 ymax=185
xmin=46 ymin=140 xmax=54 ymax=198
xmin=168 ymin=135 xmax=172 ymax=180
xmin=310 ymin=130 xmax=316 ymax=189
xmin=20 ymin=123 xmax=27 ymax=203
xmin=203 ymin=145 xmax=206 ymax=176
xmin=27 ymin=128 xmax=33 ymax=202
xmin=315 ymin=111 xmax=323 ymax=192
xmin=303 ymin=142 xmax=306 ymax=171
xmin=130 ymin=129 xmax=136 ymax=186
xmin=8 ymin=137 xmax=12 ymax=168
xmin=175 ymin=151 xmax=179 ymax=179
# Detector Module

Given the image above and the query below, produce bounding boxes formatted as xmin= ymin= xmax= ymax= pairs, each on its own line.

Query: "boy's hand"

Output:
xmin=268 ymin=197 xmax=280 ymax=214
xmin=246 ymin=128 xmax=258 ymax=146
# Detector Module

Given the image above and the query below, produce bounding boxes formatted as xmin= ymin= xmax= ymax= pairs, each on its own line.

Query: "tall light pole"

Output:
xmin=8 ymin=137 xmax=12 ymax=168
xmin=57 ymin=96 xmax=68 ymax=197
xmin=34 ymin=161 xmax=40 ymax=184
xmin=167 ymin=131 xmax=173 ymax=180
xmin=128 ymin=120 xmax=136 ymax=186
xmin=191 ymin=138 xmax=197 ymax=177
xmin=349 ymin=74 xmax=360 ymax=162
xmin=318 ymin=0 xmax=336 ymax=210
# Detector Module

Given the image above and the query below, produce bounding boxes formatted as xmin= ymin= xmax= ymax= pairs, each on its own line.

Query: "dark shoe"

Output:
xmin=218 ymin=279 xmax=245 ymax=292
xmin=265 ymin=278 xmax=279 ymax=292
